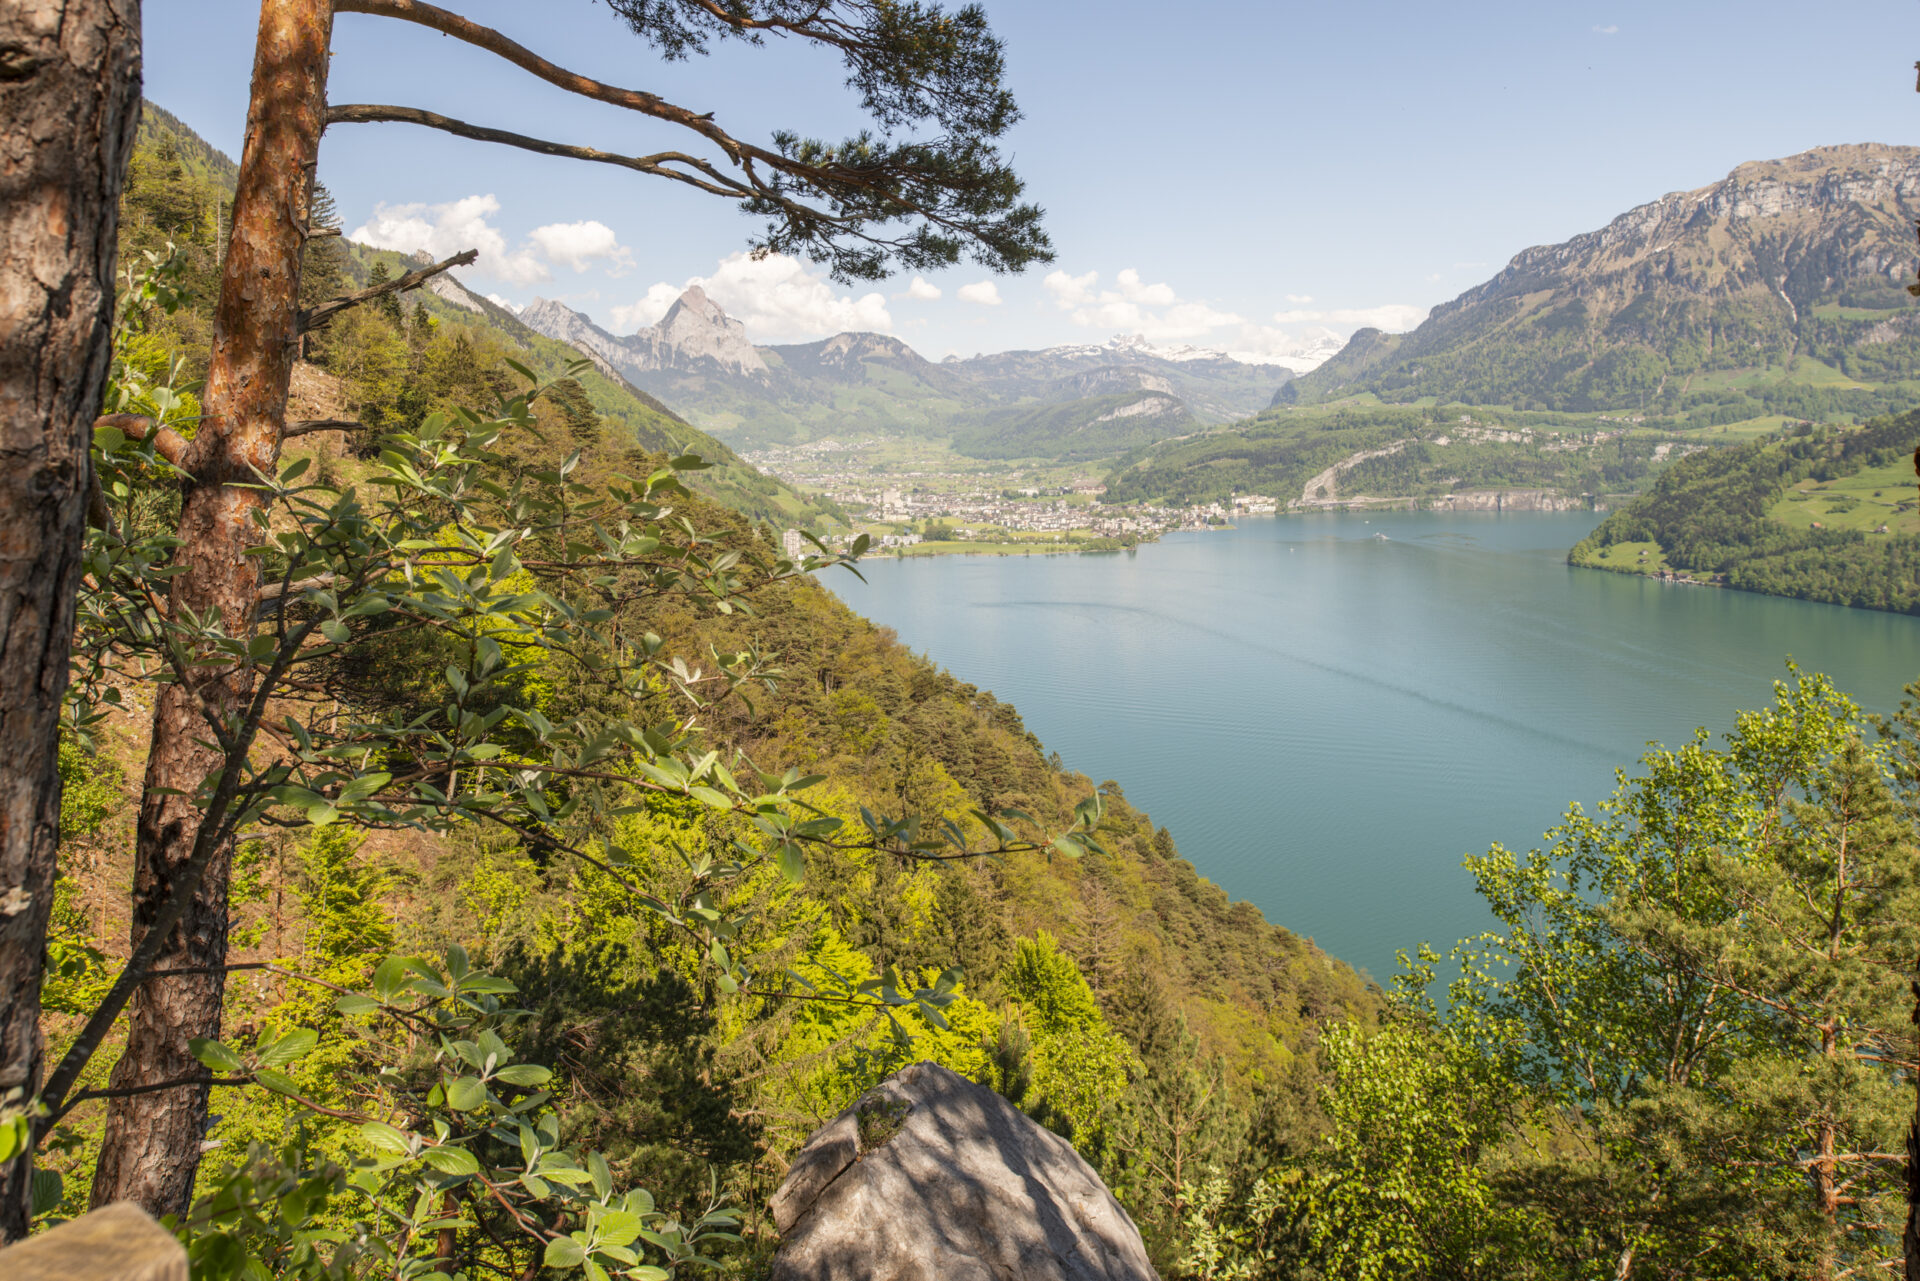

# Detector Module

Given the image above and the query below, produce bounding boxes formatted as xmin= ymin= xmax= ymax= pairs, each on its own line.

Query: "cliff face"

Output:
xmin=1287 ymin=144 xmax=1920 ymax=411
xmin=521 ymin=288 xmax=767 ymax=381
xmin=1430 ymin=488 xmax=1594 ymax=513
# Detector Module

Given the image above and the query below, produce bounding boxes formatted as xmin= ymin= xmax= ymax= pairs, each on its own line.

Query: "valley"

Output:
xmin=743 ymin=435 xmax=1243 ymax=554
xmin=28 ymin=47 xmax=1920 ymax=1276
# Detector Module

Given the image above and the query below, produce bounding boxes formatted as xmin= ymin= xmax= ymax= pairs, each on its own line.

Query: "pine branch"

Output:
xmin=324 ymin=105 xmax=753 ymax=199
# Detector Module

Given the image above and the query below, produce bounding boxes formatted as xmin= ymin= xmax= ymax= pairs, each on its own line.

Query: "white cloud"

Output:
xmin=1041 ymin=267 xmax=1241 ymax=341
xmin=614 ymin=251 xmax=893 ymax=341
xmin=1114 ymin=268 xmax=1175 ymax=306
xmin=1037 ymin=265 xmax=1424 ymax=364
xmin=348 ymin=196 xmax=637 ymax=287
xmin=895 ymin=275 xmax=942 ymax=301
xmin=609 ymin=283 xmax=682 ymax=332
xmin=1271 ymin=303 xmax=1429 ymax=331
xmin=1042 ymin=269 xmax=1098 ymax=307
xmin=350 ymin=194 xmax=547 ymax=285
xmin=957 ymin=280 xmax=1003 ymax=306
xmin=527 ymin=220 xmax=633 ymax=274
xmin=485 ymin=293 xmax=522 ymax=314
xmin=1592 ymin=23 xmax=1618 ymax=33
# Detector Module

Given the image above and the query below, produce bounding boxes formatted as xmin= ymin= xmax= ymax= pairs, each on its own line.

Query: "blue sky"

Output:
xmin=148 ymin=0 xmax=1920 ymax=359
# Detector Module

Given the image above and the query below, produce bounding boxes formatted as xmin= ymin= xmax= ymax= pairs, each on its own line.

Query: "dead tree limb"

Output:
xmin=299 ymin=247 xmax=478 ymax=332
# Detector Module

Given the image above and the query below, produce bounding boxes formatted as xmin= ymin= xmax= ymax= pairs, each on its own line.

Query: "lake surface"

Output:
xmin=829 ymin=511 xmax=1920 ymax=980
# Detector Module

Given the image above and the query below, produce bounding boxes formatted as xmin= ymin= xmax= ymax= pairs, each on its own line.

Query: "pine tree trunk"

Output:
xmin=1906 ymin=975 xmax=1920 ymax=1281
xmin=0 ymin=0 xmax=142 ymax=1242
xmin=90 ymin=0 xmax=329 ymax=1219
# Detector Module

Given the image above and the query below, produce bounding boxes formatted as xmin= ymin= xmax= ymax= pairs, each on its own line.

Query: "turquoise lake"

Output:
xmin=829 ymin=511 xmax=1920 ymax=981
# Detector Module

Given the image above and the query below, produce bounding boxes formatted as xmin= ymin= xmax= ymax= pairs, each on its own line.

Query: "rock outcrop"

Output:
xmin=521 ymin=287 xmax=768 ymax=383
xmin=769 ymin=1061 xmax=1158 ymax=1281
xmin=1430 ymin=487 xmax=1593 ymax=512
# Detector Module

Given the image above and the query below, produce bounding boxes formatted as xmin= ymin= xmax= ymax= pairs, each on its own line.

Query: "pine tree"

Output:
xmin=365 ymin=261 xmax=404 ymax=328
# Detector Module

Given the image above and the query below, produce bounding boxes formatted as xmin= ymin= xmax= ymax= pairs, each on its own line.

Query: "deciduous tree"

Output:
xmin=84 ymin=0 xmax=1049 ymax=1219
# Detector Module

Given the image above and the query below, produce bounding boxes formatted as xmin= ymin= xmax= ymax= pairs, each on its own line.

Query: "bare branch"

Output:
xmin=325 ymin=105 xmax=752 ymax=200
xmin=334 ymin=0 xmax=751 ymax=164
xmin=95 ymin=412 xmax=189 ymax=466
xmin=52 ymin=1074 xmax=252 ymax=1122
xmin=299 ymin=248 xmax=480 ymax=332
xmin=284 ymin=418 xmax=364 ymax=438
xmin=257 ymin=572 xmax=337 ymax=604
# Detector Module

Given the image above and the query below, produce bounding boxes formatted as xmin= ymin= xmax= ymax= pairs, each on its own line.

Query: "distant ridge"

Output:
xmin=517 ymin=292 xmax=1302 ymax=453
xmin=1286 ymin=143 xmax=1920 ymax=413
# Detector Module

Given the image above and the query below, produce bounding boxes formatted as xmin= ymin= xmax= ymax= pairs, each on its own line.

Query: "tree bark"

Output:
xmin=0 ymin=0 xmax=141 ymax=1242
xmin=90 ymin=0 xmax=328 ymax=1219
xmin=1906 ymin=973 xmax=1920 ymax=1280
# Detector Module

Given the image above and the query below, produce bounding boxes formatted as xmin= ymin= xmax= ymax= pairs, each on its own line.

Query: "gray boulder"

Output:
xmin=768 ymin=1060 xmax=1159 ymax=1281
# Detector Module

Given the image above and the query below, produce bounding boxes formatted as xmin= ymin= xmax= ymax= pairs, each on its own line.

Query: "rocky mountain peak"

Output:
xmin=1287 ymin=142 xmax=1920 ymax=412
xmin=648 ymin=287 xmax=767 ymax=377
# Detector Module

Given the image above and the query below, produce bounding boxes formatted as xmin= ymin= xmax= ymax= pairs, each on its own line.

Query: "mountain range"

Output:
xmin=515 ymin=291 xmax=1307 ymax=454
xmin=1284 ymin=144 xmax=1920 ymax=416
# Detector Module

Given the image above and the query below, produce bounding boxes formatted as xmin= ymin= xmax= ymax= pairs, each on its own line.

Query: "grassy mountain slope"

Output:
xmin=1103 ymin=403 xmax=1670 ymax=506
xmin=1570 ymin=413 xmax=1920 ymax=612
xmin=945 ymin=389 xmax=1200 ymax=462
xmin=1287 ymin=145 xmax=1920 ymax=422
xmin=695 ymin=333 xmax=978 ymax=447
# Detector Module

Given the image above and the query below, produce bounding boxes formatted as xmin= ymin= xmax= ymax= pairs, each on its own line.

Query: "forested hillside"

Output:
xmin=944 ymin=388 xmax=1198 ymax=462
xmin=47 ymin=103 xmax=1379 ymax=1274
xmin=1572 ymin=412 xmax=1920 ymax=612
xmin=117 ymin=105 xmax=840 ymax=530
xmin=1103 ymin=402 xmax=1668 ymax=506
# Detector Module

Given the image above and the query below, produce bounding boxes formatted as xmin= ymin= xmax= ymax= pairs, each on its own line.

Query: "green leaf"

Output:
xmin=336 ymin=772 xmax=392 ymax=804
xmin=371 ymin=956 xmax=411 ymax=1001
xmin=28 ymin=1167 xmax=62 ymax=1217
xmin=359 ymin=1122 xmax=413 ymax=1155
xmin=494 ymin=1064 xmax=553 ymax=1087
xmin=446 ymin=1076 xmax=488 ymax=1112
xmin=595 ymin=1210 xmax=643 ymax=1248
xmin=588 ymin=1150 xmax=612 ymax=1201
xmin=776 ymin=841 xmax=805 ymax=884
xmin=419 ymin=1144 xmax=480 ymax=1176
xmin=334 ymin=994 xmax=380 ymax=1016
xmin=189 ymin=1038 xmax=245 ymax=1073
xmin=0 ymin=1114 xmax=28 ymax=1165
xmin=256 ymin=1027 xmax=318 ymax=1067
xmin=253 ymin=1069 xmax=300 ymax=1097
xmin=543 ymin=1235 xmax=586 ymax=1269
